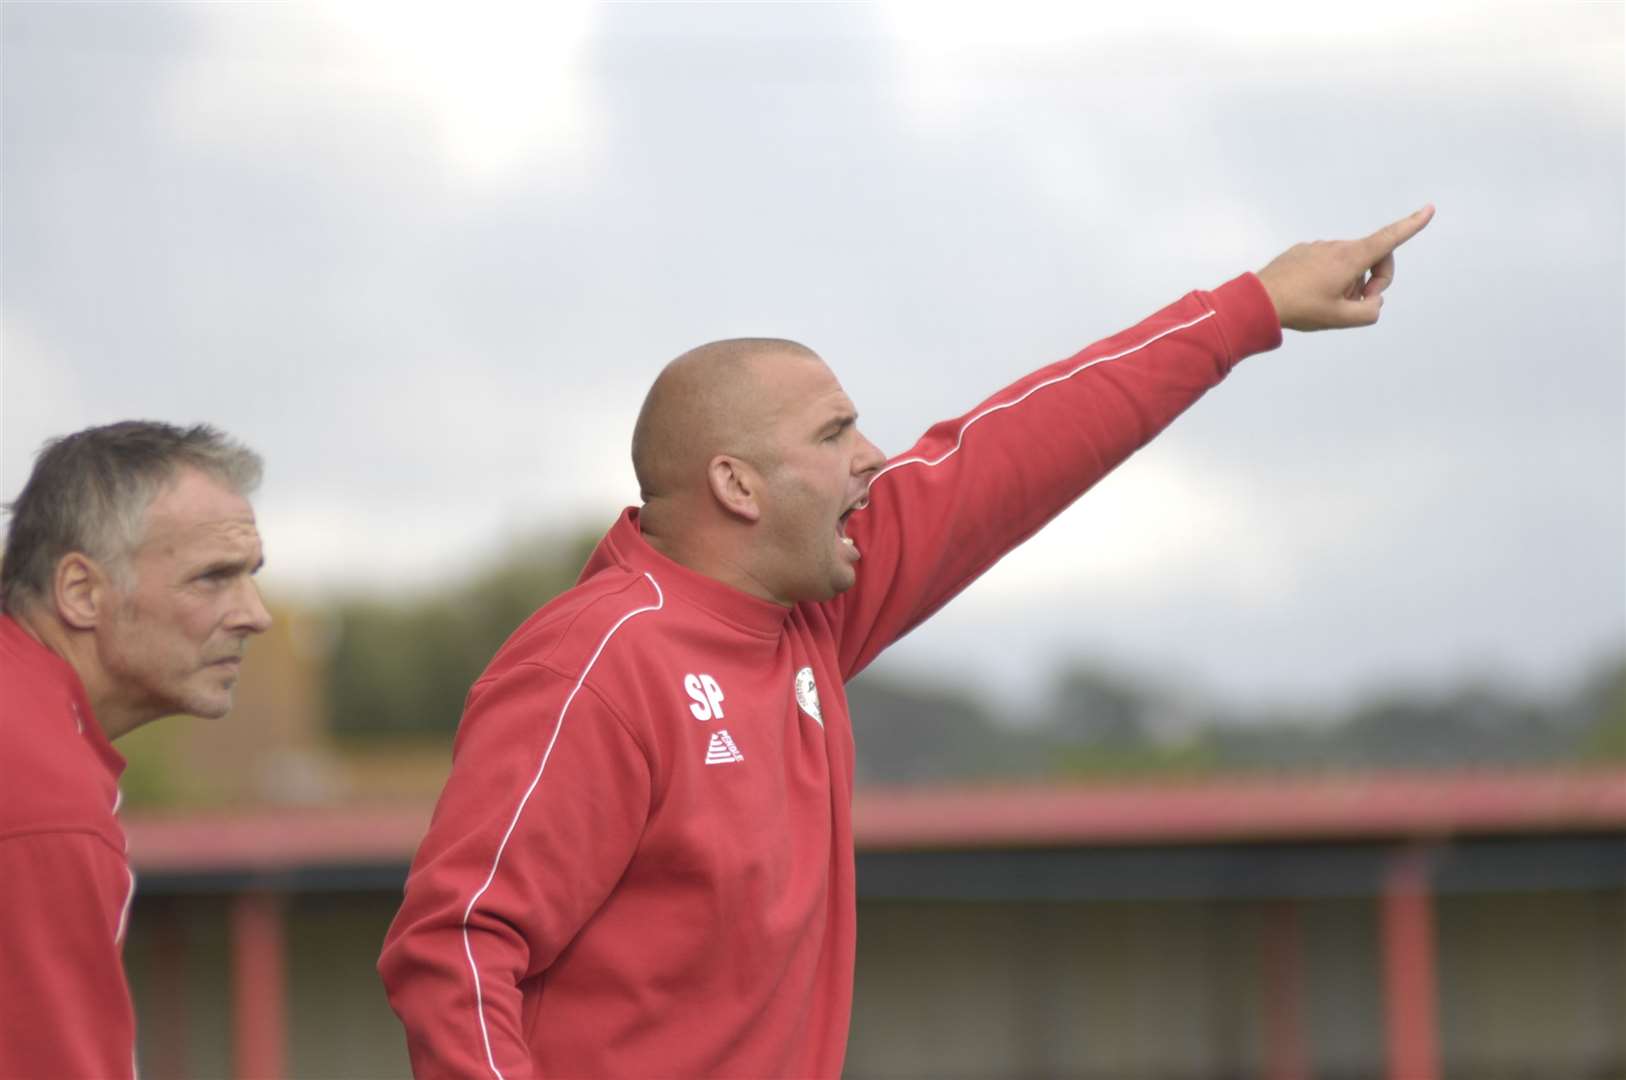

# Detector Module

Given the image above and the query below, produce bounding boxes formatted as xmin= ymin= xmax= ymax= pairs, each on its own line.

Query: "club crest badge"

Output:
xmin=794 ymin=666 xmax=823 ymax=726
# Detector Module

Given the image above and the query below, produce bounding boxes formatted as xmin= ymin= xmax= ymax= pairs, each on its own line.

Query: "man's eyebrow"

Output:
xmin=821 ymin=413 xmax=857 ymax=435
xmin=197 ymin=555 xmax=265 ymax=575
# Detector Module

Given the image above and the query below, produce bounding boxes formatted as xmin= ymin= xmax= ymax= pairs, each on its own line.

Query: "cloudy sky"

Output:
xmin=4 ymin=3 xmax=1621 ymax=712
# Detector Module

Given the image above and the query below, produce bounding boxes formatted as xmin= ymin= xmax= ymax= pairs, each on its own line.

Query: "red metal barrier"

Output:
xmin=1262 ymin=898 xmax=1309 ymax=1080
xmin=230 ymin=892 xmax=287 ymax=1080
xmin=1382 ymin=845 xmax=1440 ymax=1080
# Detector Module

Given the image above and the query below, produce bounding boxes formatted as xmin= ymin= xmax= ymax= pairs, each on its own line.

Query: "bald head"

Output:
xmin=632 ymin=337 xmax=823 ymax=502
xmin=631 ymin=336 xmax=886 ymax=604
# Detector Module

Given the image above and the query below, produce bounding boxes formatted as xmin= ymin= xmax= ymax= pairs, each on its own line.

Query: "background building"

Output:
xmin=125 ymin=769 xmax=1626 ymax=1080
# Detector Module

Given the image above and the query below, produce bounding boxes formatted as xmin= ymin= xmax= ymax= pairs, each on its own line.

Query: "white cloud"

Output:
xmin=5 ymin=2 xmax=1618 ymax=710
xmin=878 ymin=3 xmax=1618 ymax=94
xmin=163 ymin=3 xmax=601 ymax=193
xmin=961 ymin=451 xmax=1296 ymax=609
xmin=255 ymin=367 xmax=639 ymax=592
xmin=2 ymin=318 xmax=89 ymax=500
xmin=947 ymin=421 xmax=1468 ymax=655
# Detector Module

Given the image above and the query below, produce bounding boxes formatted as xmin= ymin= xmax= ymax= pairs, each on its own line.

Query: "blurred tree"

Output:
xmin=1329 ymin=683 xmax=1558 ymax=768
xmin=1038 ymin=663 xmax=1155 ymax=748
xmin=847 ymin=671 xmax=1024 ymax=784
xmin=1036 ymin=663 xmax=1219 ymax=778
xmin=316 ymin=519 xmax=1626 ymax=780
xmin=325 ymin=530 xmax=601 ymax=738
xmin=1576 ymin=657 xmax=1626 ymax=761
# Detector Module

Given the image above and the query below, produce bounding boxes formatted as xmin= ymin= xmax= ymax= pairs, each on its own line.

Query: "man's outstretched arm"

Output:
xmin=830 ymin=206 xmax=1436 ymax=677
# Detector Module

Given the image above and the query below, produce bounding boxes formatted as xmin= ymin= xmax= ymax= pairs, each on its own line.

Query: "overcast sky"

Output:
xmin=4 ymin=3 xmax=1622 ymax=713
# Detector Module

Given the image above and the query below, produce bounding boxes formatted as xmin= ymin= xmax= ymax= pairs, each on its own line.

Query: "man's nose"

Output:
xmin=233 ymin=579 xmax=274 ymax=636
xmin=853 ymin=430 xmax=886 ymax=476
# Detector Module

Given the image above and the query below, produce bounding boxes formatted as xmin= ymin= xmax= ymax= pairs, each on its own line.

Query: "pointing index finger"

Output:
xmin=1362 ymin=204 xmax=1436 ymax=261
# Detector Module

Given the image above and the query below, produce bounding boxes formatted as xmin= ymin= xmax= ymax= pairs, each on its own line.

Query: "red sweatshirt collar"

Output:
xmin=594 ymin=509 xmax=792 ymax=638
xmin=0 ymin=613 xmax=126 ymax=780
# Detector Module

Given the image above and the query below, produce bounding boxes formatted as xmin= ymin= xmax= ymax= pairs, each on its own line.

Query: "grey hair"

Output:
xmin=1 ymin=421 xmax=263 ymax=614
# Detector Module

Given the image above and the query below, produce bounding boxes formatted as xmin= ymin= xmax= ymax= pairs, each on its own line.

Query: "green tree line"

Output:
xmin=324 ymin=531 xmax=601 ymax=738
xmin=322 ymin=532 xmax=1626 ymax=777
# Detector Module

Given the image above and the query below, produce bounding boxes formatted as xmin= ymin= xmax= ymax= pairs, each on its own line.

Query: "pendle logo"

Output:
xmin=685 ymin=673 xmax=725 ymax=721
xmin=705 ymin=730 xmax=744 ymax=765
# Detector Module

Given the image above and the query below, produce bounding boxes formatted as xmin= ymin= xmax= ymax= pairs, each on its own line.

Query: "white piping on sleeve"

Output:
xmin=459 ymin=572 xmax=665 ymax=1080
xmin=115 ymin=867 xmax=136 ymax=945
xmin=870 ymin=308 xmax=1217 ymax=485
xmin=114 ymin=784 xmax=135 ymax=945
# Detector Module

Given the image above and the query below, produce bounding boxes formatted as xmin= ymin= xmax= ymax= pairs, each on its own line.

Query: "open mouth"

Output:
xmin=837 ymin=495 xmax=869 ymax=548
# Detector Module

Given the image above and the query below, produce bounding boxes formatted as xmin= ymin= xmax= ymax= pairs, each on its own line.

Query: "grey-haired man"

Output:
xmin=0 ymin=421 xmax=271 ymax=1079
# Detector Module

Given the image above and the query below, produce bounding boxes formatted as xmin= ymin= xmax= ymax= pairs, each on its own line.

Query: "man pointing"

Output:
xmin=380 ymin=207 xmax=1434 ymax=1079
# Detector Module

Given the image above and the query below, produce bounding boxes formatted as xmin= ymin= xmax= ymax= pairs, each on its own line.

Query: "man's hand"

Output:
xmin=1256 ymin=206 xmax=1435 ymax=332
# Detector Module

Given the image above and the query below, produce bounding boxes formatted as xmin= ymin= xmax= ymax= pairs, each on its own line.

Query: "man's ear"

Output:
xmin=54 ymin=553 xmax=110 ymax=631
xmin=707 ymin=455 xmax=762 ymax=523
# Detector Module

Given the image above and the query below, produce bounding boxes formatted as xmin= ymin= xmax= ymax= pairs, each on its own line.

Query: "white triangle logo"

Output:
xmin=705 ymin=729 xmax=744 ymax=765
xmin=794 ymin=666 xmax=822 ymax=726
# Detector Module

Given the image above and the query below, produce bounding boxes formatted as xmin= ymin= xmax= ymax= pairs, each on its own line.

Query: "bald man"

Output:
xmin=379 ymin=207 xmax=1434 ymax=1079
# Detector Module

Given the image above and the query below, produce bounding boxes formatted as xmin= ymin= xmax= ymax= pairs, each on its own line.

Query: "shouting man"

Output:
xmin=380 ymin=208 xmax=1434 ymax=1079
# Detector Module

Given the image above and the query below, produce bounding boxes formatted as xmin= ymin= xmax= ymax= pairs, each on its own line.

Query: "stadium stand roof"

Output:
xmin=125 ymin=767 xmax=1626 ymax=876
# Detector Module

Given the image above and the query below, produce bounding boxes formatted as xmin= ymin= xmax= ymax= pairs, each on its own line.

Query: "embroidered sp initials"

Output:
xmin=684 ymin=673 xmax=725 ymax=721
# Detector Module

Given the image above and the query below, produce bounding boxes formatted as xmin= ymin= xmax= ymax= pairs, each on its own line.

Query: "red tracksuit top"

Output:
xmin=378 ymin=273 xmax=1282 ymax=1079
xmin=0 ymin=614 xmax=136 ymax=1080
